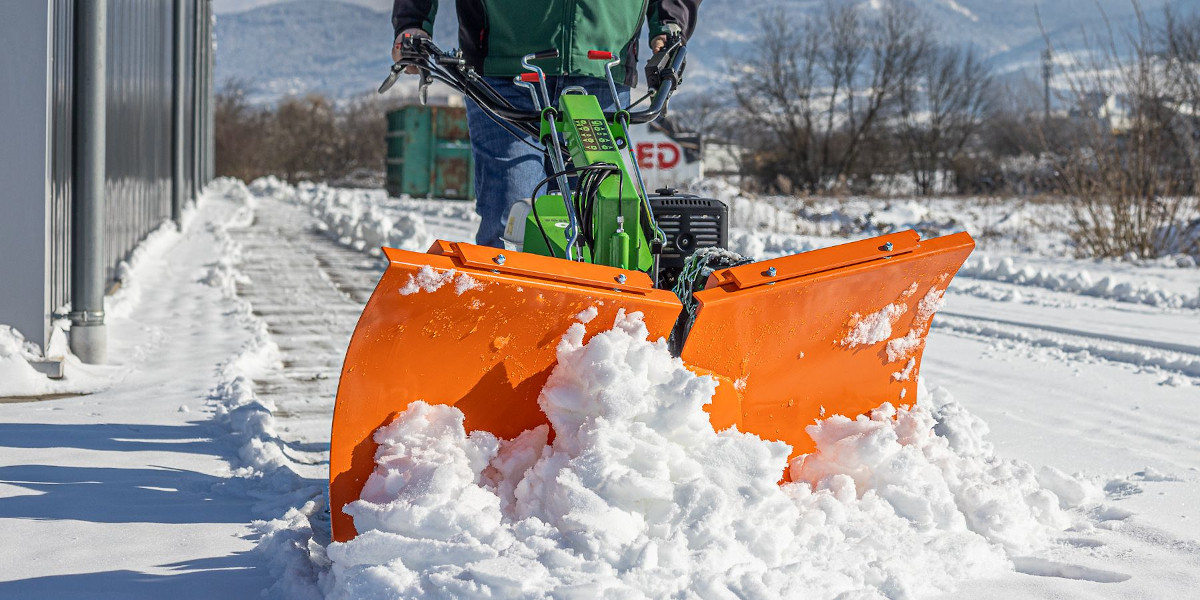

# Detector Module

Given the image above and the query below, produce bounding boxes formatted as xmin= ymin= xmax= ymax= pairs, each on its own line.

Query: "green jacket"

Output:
xmin=392 ymin=0 xmax=701 ymax=86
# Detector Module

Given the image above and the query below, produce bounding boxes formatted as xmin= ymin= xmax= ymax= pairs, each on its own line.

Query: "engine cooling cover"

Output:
xmin=648 ymin=190 xmax=729 ymax=289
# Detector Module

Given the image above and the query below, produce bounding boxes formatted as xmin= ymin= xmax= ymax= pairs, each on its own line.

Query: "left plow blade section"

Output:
xmin=682 ymin=231 xmax=974 ymax=463
xmin=330 ymin=240 xmax=681 ymax=542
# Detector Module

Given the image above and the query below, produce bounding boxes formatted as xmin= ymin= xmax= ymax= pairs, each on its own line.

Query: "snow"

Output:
xmin=840 ymin=284 xmax=919 ymax=349
xmin=324 ymin=312 xmax=1088 ymax=599
xmin=3 ymin=176 xmax=1198 ymax=598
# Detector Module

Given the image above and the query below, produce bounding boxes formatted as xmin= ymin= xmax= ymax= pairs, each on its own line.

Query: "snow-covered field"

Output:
xmin=2 ymin=178 xmax=1198 ymax=598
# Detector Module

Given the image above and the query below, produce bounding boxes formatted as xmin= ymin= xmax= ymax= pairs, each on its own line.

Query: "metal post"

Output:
xmin=192 ymin=0 xmax=202 ymax=196
xmin=171 ymin=0 xmax=186 ymax=223
xmin=70 ymin=0 xmax=107 ymax=363
xmin=197 ymin=0 xmax=210 ymax=187
xmin=1042 ymin=49 xmax=1052 ymax=122
xmin=207 ymin=0 xmax=215 ymax=182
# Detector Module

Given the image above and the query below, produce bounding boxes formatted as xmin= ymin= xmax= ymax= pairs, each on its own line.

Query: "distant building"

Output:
xmin=1069 ymin=89 xmax=1134 ymax=134
xmin=0 ymin=1 xmax=214 ymax=375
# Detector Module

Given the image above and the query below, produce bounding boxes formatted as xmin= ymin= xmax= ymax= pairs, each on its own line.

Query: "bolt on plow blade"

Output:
xmin=330 ymin=240 xmax=682 ymax=542
xmin=682 ymin=231 xmax=974 ymax=467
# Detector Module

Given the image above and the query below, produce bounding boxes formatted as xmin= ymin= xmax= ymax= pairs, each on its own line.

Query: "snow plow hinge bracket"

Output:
xmin=710 ymin=231 xmax=923 ymax=291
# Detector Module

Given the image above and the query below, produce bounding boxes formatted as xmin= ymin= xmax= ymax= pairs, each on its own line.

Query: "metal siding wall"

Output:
xmin=103 ymin=0 xmax=174 ymax=284
xmin=42 ymin=0 xmax=213 ymax=325
xmin=50 ymin=0 xmax=74 ymax=315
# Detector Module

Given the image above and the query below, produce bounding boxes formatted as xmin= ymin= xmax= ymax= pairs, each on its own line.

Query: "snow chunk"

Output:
xmin=454 ymin=272 xmax=482 ymax=295
xmin=841 ymin=303 xmax=906 ymax=347
xmin=885 ymin=284 xmax=949 ymax=362
xmin=399 ymin=266 xmax=480 ymax=296
xmin=840 ymin=284 xmax=919 ymax=348
xmin=399 ymin=265 xmax=455 ymax=295
xmin=1037 ymin=466 xmax=1104 ymax=508
xmin=575 ymin=306 xmax=599 ymax=323
xmin=892 ymin=357 xmax=917 ymax=381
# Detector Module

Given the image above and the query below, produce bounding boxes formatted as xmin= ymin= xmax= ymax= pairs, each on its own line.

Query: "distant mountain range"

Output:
xmin=215 ymin=0 xmax=1176 ymax=104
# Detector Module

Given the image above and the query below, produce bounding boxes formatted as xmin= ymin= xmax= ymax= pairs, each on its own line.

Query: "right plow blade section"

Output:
xmin=681 ymin=231 xmax=975 ymax=461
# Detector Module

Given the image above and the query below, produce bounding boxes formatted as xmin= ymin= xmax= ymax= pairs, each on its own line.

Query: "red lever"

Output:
xmin=519 ymin=73 xmax=540 ymax=83
xmin=588 ymin=50 xmax=614 ymax=60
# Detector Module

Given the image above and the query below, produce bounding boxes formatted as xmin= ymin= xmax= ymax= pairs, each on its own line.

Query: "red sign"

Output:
xmin=635 ymin=142 xmax=681 ymax=170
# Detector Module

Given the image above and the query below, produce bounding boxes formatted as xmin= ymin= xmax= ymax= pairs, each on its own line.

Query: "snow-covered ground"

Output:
xmin=2 ymin=177 xmax=1197 ymax=598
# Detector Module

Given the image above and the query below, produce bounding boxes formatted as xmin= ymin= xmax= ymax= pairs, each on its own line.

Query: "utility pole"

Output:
xmin=1042 ymin=48 xmax=1053 ymax=122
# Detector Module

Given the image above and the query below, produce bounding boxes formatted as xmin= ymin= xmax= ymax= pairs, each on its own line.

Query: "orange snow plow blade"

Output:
xmin=329 ymin=241 xmax=682 ymax=542
xmin=683 ymin=231 xmax=975 ymax=466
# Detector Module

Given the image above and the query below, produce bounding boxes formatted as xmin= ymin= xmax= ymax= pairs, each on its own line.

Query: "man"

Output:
xmin=390 ymin=0 xmax=701 ymax=248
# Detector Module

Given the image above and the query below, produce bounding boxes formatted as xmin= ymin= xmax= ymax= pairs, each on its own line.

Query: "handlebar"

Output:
xmin=381 ymin=36 xmax=685 ymax=126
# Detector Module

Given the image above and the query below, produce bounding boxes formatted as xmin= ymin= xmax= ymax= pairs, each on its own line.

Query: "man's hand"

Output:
xmin=651 ymin=22 xmax=683 ymax=53
xmin=392 ymin=28 xmax=429 ymax=74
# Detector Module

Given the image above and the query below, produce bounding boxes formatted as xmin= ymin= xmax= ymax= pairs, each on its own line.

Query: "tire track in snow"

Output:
xmin=934 ymin=311 xmax=1200 ymax=381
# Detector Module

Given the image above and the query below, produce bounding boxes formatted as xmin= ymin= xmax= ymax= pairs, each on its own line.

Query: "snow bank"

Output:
xmin=106 ymin=222 xmax=184 ymax=319
xmin=322 ymin=311 xmax=1095 ymax=599
xmin=0 ymin=325 xmax=121 ymax=398
xmin=250 ymin=177 xmax=435 ymax=255
xmin=198 ymin=178 xmax=324 ymax=515
xmin=960 ymin=254 xmax=1200 ymax=309
xmin=0 ymin=327 xmax=65 ymax=397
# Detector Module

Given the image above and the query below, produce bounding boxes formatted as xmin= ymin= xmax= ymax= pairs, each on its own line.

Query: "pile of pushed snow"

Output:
xmin=322 ymin=311 xmax=1094 ymax=599
xmin=247 ymin=177 xmax=434 ymax=255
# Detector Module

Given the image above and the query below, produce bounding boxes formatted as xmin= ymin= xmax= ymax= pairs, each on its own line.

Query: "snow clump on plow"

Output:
xmin=324 ymin=312 xmax=1091 ymax=599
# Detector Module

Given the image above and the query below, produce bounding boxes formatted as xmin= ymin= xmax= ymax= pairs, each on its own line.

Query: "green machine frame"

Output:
xmin=522 ymin=94 xmax=655 ymax=272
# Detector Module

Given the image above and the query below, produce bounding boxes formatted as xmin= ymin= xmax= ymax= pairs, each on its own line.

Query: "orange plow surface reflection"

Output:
xmin=330 ymin=232 xmax=974 ymax=542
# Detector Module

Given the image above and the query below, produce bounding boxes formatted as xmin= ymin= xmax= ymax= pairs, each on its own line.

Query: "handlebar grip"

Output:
xmin=529 ymin=48 xmax=559 ymax=61
xmin=587 ymin=50 xmax=614 ymax=60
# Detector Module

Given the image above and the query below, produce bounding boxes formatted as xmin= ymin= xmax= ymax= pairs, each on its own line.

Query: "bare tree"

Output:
xmin=732 ymin=0 xmax=929 ymax=193
xmin=896 ymin=45 xmax=995 ymax=195
xmin=214 ymin=79 xmax=272 ymax=181
xmin=270 ymin=95 xmax=343 ymax=183
xmin=1046 ymin=2 xmax=1200 ymax=258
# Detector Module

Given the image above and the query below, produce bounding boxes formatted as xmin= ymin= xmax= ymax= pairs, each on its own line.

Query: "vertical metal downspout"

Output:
xmin=192 ymin=0 xmax=202 ymax=197
xmin=204 ymin=0 xmax=214 ymax=183
xmin=69 ymin=0 xmax=106 ymax=364
xmin=171 ymin=0 xmax=186 ymax=223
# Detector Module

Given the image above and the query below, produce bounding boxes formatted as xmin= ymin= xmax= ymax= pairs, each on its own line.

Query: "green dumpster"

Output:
xmin=385 ymin=105 xmax=474 ymax=200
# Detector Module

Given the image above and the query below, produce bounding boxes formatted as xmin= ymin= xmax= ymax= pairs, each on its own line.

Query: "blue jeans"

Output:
xmin=466 ymin=76 xmax=630 ymax=248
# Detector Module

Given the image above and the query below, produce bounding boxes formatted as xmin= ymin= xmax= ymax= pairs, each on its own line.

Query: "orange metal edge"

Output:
xmin=713 ymin=230 xmax=924 ymax=290
xmin=330 ymin=241 xmax=682 ymax=542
